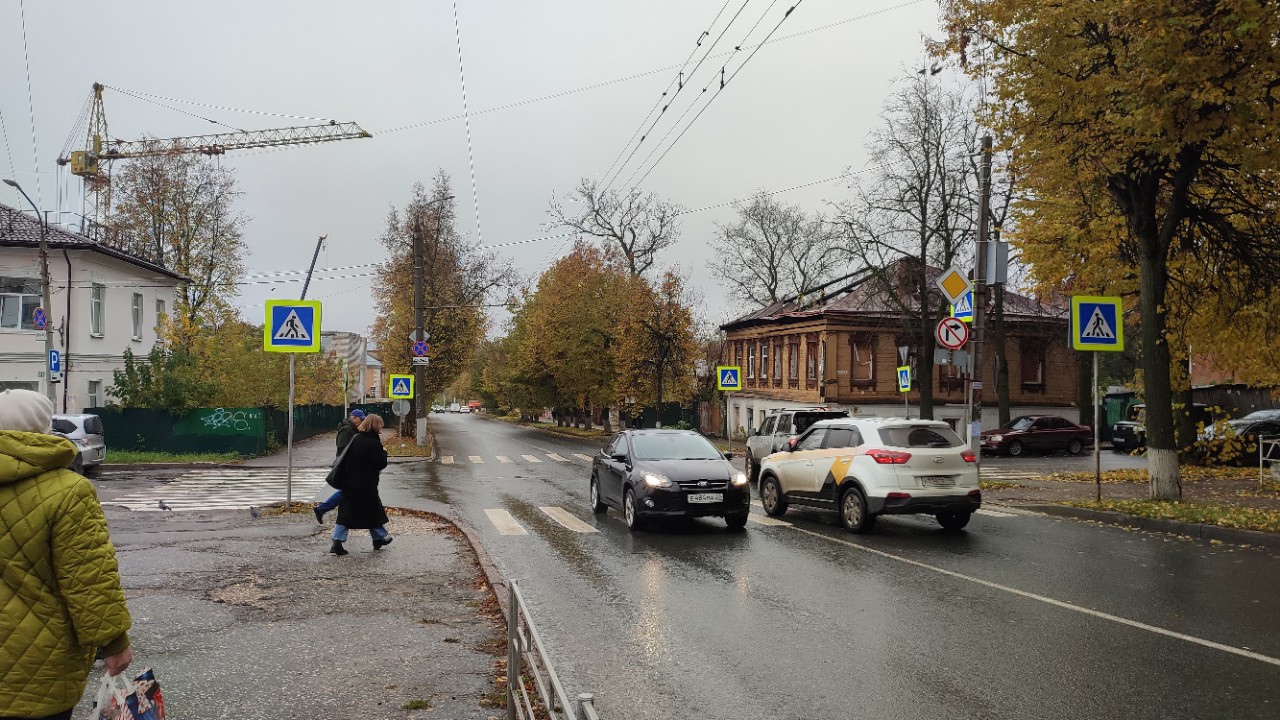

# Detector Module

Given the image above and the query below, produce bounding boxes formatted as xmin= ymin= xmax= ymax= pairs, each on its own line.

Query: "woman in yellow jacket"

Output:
xmin=0 ymin=389 xmax=133 ymax=720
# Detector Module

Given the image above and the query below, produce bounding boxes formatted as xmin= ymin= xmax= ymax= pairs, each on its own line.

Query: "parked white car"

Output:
xmin=51 ymin=413 xmax=107 ymax=472
xmin=758 ymin=417 xmax=980 ymax=532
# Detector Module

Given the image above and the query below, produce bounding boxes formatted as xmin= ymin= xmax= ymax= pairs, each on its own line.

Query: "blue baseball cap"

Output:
xmin=350 ymin=409 xmax=366 ymax=419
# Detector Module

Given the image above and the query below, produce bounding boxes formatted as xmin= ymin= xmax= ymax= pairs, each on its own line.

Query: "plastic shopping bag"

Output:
xmin=91 ymin=668 xmax=165 ymax=720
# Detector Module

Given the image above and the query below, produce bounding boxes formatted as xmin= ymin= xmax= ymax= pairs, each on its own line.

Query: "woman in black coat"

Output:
xmin=329 ymin=414 xmax=392 ymax=555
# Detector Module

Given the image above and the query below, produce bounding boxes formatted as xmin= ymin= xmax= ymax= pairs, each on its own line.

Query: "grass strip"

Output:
xmin=1048 ymin=466 xmax=1261 ymax=484
xmin=1063 ymin=499 xmax=1280 ymax=534
xmin=104 ymin=450 xmax=243 ymax=464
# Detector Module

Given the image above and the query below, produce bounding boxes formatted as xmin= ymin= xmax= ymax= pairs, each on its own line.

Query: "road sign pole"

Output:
xmin=287 ymin=353 xmax=295 ymax=510
xmin=413 ymin=218 xmax=426 ymax=446
xmin=971 ymin=134 xmax=993 ymax=469
xmin=1094 ymin=351 xmax=1101 ymax=503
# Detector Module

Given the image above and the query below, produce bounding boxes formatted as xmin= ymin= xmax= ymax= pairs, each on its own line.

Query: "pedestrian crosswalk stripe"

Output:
xmin=521 ymin=454 xmax=542 ymax=463
xmin=469 ymin=456 xmax=484 ymax=464
xmin=976 ymin=508 xmax=1014 ymax=518
xmin=441 ymin=456 xmax=454 ymax=464
xmin=547 ymin=453 xmax=568 ymax=462
xmin=572 ymin=453 xmax=593 ymax=462
xmin=496 ymin=455 xmax=512 ymax=463
xmin=483 ymin=509 xmax=528 ymax=535
xmin=539 ymin=506 xmax=599 ymax=533
xmin=107 ymin=468 xmax=330 ymax=512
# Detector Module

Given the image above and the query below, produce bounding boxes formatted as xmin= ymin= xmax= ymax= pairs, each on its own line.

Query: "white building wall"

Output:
xmin=0 ymin=247 xmax=180 ymax=413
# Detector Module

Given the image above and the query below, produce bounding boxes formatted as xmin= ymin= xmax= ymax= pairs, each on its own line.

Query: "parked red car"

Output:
xmin=981 ymin=415 xmax=1093 ymax=456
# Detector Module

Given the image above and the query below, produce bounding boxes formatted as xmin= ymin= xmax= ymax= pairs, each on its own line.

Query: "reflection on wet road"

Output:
xmin=377 ymin=414 xmax=1280 ymax=720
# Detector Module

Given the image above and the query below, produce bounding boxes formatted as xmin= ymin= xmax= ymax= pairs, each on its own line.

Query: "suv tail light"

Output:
xmin=961 ymin=450 xmax=976 ymax=463
xmin=866 ymin=449 xmax=911 ymax=464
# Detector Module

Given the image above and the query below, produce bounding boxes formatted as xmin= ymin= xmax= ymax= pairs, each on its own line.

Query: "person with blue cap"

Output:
xmin=314 ymin=409 xmax=365 ymax=523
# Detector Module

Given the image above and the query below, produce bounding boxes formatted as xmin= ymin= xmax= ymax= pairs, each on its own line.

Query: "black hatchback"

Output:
xmin=589 ymin=429 xmax=751 ymax=531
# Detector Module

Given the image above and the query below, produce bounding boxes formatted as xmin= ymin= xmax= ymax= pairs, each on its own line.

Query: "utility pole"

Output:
xmin=413 ymin=217 xmax=427 ymax=446
xmin=4 ymin=179 xmax=55 ymax=403
xmin=285 ymin=235 xmax=326 ymax=509
xmin=970 ymin=135 xmax=993 ymax=462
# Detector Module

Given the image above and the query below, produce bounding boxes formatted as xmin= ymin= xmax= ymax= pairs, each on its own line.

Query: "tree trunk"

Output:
xmin=655 ymin=368 xmax=665 ymax=429
xmin=1174 ymin=386 xmax=1196 ymax=454
xmin=1139 ymin=248 xmax=1181 ymax=499
xmin=992 ymin=283 xmax=1011 ymax=427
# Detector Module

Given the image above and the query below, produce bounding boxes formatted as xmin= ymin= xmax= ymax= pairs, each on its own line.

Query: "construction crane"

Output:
xmin=56 ymin=82 xmax=372 ymax=231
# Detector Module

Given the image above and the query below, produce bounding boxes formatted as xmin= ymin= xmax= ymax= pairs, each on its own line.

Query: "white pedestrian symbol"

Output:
xmin=721 ymin=369 xmax=738 ymax=385
xmin=953 ymin=294 xmax=972 ymax=315
xmin=1082 ymin=307 xmax=1116 ymax=340
xmin=273 ymin=309 xmax=310 ymax=341
xmin=393 ymin=379 xmax=410 ymax=395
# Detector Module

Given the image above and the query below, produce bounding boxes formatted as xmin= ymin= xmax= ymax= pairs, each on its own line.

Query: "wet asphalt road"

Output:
xmin=383 ymin=414 xmax=1280 ymax=720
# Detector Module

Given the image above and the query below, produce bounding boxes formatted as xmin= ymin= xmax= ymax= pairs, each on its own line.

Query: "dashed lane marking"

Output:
xmin=483 ymin=509 xmax=528 ymax=536
xmin=441 ymin=456 xmax=454 ymax=464
xmin=572 ymin=453 xmax=593 ymax=462
xmin=496 ymin=455 xmax=513 ymax=463
xmin=539 ymin=506 xmax=600 ymax=533
xmin=522 ymin=454 xmax=542 ymax=463
xmin=547 ymin=453 xmax=569 ymax=462
xmin=469 ymin=456 xmax=484 ymax=464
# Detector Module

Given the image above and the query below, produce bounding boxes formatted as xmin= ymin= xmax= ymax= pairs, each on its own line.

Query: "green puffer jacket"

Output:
xmin=0 ymin=430 xmax=132 ymax=717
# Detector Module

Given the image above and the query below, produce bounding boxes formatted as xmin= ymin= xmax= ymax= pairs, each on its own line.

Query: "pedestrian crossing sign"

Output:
xmin=263 ymin=300 xmax=322 ymax=352
xmin=897 ymin=365 xmax=911 ymax=393
xmin=951 ymin=291 xmax=974 ymax=323
xmin=1071 ymin=296 xmax=1124 ymax=352
xmin=388 ymin=374 xmax=414 ymax=399
xmin=716 ymin=366 xmax=742 ymax=391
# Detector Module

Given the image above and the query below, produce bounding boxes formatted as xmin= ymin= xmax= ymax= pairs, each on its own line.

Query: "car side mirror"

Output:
xmin=748 ymin=428 xmax=758 ymax=437
xmin=611 ymin=453 xmax=629 ymax=464
xmin=723 ymin=452 xmax=735 ymax=461
xmin=786 ymin=437 xmax=799 ymax=452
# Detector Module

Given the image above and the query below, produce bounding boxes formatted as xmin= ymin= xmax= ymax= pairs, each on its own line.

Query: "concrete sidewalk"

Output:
xmin=241 ymin=429 xmax=404 ymax=468
xmin=81 ymin=506 xmax=506 ymax=719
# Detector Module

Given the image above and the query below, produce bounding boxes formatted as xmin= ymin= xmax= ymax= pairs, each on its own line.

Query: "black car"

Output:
xmin=590 ymin=429 xmax=751 ymax=531
xmin=1112 ymin=403 xmax=1213 ymax=452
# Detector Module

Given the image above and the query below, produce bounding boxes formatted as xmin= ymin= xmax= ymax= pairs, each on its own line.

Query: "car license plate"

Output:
xmin=921 ymin=476 xmax=955 ymax=488
xmin=687 ymin=493 xmax=723 ymax=504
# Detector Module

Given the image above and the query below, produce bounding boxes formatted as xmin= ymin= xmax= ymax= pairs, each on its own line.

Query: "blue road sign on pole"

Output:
xmin=951 ymin=291 xmax=974 ymax=323
xmin=264 ymin=300 xmax=322 ymax=353
xmin=897 ymin=365 xmax=911 ymax=393
xmin=717 ymin=366 xmax=742 ymax=391
xmin=48 ymin=349 xmax=61 ymax=383
xmin=1071 ymin=296 xmax=1124 ymax=352
xmin=32 ymin=306 xmax=47 ymax=330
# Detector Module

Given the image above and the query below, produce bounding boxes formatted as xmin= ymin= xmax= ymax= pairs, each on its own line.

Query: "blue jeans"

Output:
xmin=316 ymin=490 xmax=341 ymax=513
xmin=332 ymin=524 xmax=389 ymax=543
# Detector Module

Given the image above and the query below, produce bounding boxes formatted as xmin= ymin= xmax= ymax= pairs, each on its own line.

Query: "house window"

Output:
xmin=131 ymin=293 xmax=144 ymax=340
xmin=851 ymin=337 xmax=875 ymax=385
xmin=789 ymin=340 xmax=799 ymax=380
xmin=772 ymin=342 xmax=782 ymax=386
xmin=155 ymin=298 xmax=166 ymax=333
xmin=806 ymin=341 xmax=818 ymax=380
xmin=747 ymin=344 xmax=756 ymax=379
xmin=0 ymin=277 xmax=41 ymax=330
xmin=1021 ymin=341 xmax=1046 ymax=391
xmin=760 ymin=343 xmax=770 ymax=381
xmin=88 ymin=380 xmax=102 ymax=409
xmin=90 ymin=284 xmax=105 ymax=337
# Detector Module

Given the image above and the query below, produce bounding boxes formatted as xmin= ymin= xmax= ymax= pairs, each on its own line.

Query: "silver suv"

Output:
xmin=758 ymin=417 xmax=980 ymax=532
xmin=51 ymin=414 xmax=106 ymax=471
xmin=744 ymin=408 xmax=848 ymax=483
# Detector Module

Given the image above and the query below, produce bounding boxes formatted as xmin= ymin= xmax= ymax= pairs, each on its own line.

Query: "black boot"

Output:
xmin=313 ymin=506 xmax=325 ymax=524
xmin=329 ymin=540 xmax=348 ymax=556
xmin=373 ymin=535 xmax=394 ymax=550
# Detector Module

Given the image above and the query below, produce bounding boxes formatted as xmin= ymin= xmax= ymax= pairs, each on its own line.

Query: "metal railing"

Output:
xmin=507 ymin=580 xmax=600 ymax=720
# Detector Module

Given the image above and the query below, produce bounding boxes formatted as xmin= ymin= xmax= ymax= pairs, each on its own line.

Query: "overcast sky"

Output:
xmin=0 ymin=0 xmax=946 ymax=340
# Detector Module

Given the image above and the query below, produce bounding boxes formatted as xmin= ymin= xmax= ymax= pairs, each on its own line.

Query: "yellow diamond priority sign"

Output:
xmin=935 ymin=267 xmax=973 ymax=306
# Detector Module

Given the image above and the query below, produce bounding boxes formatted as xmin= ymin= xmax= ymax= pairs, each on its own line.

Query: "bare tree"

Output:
xmin=832 ymin=74 xmax=982 ymax=419
xmin=710 ymin=191 xmax=836 ymax=309
xmin=549 ymin=178 xmax=683 ymax=277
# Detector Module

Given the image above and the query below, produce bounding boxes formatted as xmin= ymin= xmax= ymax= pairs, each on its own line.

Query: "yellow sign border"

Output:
xmin=263 ymin=299 xmax=322 ymax=353
xmin=1070 ymin=296 xmax=1124 ymax=352
xmin=716 ymin=365 xmax=743 ymax=391
xmin=387 ymin=374 xmax=415 ymax=399
xmin=896 ymin=365 xmax=911 ymax=393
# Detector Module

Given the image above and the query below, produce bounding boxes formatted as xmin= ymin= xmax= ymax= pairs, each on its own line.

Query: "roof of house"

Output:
xmin=721 ymin=258 xmax=1068 ymax=331
xmin=0 ymin=202 xmax=190 ymax=282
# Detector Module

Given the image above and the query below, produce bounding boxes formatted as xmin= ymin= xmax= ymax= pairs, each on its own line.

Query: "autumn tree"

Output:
xmin=710 ymin=192 xmax=836 ymax=309
xmin=369 ymin=172 xmax=511 ymax=414
xmin=107 ymin=143 xmax=248 ymax=333
xmin=832 ymin=74 xmax=983 ymax=419
xmin=613 ymin=271 xmax=699 ymax=420
xmin=515 ymin=243 xmax=629 ymax=428
xmin=942 ymin=0 xmax=1280 ymax=499
xmin=549 ymin=178 xmax=683 ymax=277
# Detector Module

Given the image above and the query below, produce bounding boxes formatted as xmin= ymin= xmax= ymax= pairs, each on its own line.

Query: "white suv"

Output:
xmin=758 ymin=417 xmax=980 ymax=532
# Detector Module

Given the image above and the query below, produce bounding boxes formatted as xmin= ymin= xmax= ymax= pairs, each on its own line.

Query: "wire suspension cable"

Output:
xmin=452 ymin=0 xmax=485 ymax=245
xmin=106 ymin=86 xmax=245 ymax=133
xmin=103 ymin=85 xmax=333 ymax=122
xmin=18 ymin=0 xmax=41 ymax=205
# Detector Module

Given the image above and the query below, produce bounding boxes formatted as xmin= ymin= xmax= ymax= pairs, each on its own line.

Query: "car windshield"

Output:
xmin=1006 ymin=417 xmax=1036 ymax=431
xmin=877 ymin=425 xmax=964 ymax=449
xmin=795 ymin=411 xmax=847 ymax=434
xmin=630 ymin=433 xmax=721 ymax=460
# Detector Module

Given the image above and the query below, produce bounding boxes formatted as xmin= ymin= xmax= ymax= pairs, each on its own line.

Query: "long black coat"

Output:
xmin=334 ymin=430 xmax=389 ymax=529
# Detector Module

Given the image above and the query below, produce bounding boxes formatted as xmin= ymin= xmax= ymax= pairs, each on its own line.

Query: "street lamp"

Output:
xmin=4 ymin=178 xmax=56 ymax=403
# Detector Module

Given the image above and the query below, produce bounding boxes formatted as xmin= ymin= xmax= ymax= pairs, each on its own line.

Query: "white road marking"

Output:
xmin=539 ymin=506 xmax=600 ymax=533
xmin=547 ymin=453 xmax=569 ymax=462
xmin=522 ymin=454 xmax=542 ymax=463
xmin=976 ymin=508 xmax=1014 ymax=518
xmin=748 ymin=514 xmax=791 ymax=527
xmin=483 ymin=509 xmax=528 ymax=536
xmin=787 ymin=525 xmax=1280 ymax=667
xmin=572 ymin=453 xmax=593 ymax=462
xmin=496 ymin=455 xmax=513 ymax=463
xmin=469 ymin=456 xmax=484 ymax=464
xmin=107 ymin=468 xmax=331 ymax=512
xmin=441 ymin=456 xmax=454 ymax=464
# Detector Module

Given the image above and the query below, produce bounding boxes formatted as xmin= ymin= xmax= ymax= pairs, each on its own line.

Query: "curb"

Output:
xmin=475 ymin=412 xmax=610 ymax=442
xmin=1026 ymin=504 xmax=1280 ymax=551
xmin=101 ymin=462 xmax=251 ymax=472
xmin=435 ymin=509 xmax=509 ymax=620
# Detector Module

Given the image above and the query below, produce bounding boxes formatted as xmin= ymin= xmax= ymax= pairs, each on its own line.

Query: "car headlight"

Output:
xmin=989 ymin=435 xmax=1003 ymax=442
xmin=643 ymin=473 xmax=673 ymax=488
xmin=731 ymin=471 xmax=749 ymax=486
